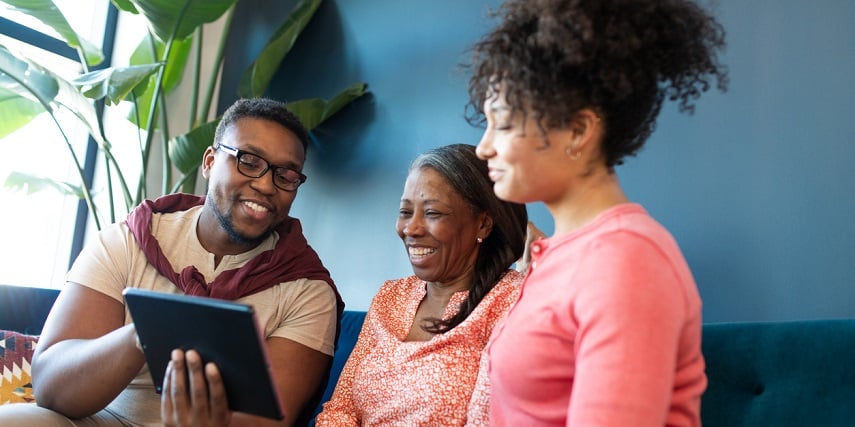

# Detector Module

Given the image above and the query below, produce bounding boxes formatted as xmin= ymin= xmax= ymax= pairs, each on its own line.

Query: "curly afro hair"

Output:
xmin=466 ymin=0 xmax=728 ymax=167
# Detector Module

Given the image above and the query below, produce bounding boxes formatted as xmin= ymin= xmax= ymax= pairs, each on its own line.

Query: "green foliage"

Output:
xmin=0 ymin=0 xmax=368 ymax=230
xmin=4 ymin=171 xmax=84 ymax=198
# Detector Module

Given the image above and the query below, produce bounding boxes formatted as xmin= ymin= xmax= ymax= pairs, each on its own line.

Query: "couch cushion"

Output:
xmin=702 ymin=319 xmax=855 ymax=426
xmin=0 ymin=330 xmax=39 ymax=405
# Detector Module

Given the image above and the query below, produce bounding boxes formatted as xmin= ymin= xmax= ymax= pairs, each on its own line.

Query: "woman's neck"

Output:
xmin=405 ymin=273 xmax=473 ymax=342
xmin=547 ymin=167 xmax=629 ymax=236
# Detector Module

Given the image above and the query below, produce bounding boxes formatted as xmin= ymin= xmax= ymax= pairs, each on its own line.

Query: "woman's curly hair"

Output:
xmin=466 ymin=0 xmax=728 ymax=167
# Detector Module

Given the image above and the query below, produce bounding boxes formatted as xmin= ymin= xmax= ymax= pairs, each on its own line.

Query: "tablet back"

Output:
xmin=123 ymin=288 xmax=284 ymax=420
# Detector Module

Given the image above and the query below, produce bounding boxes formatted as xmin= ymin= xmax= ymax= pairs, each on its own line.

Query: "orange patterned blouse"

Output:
xmin=315 ymin=271 xmax=523 ymax=426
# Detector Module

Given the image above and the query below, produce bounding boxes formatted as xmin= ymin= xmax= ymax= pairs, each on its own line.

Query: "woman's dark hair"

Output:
xmin=466 ymin=0 xmax=728 ymax=167
xmin=214 ymin=97 xmax=311 ymax=154
xmin=410 ymin=144 xmax=528 ymax=334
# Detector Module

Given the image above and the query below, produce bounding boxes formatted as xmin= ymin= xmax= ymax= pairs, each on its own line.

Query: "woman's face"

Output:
xmin=476 ymin=93 xmax=575 ymax=205
xmin=396 ymin=167 xmax=488 ymax=288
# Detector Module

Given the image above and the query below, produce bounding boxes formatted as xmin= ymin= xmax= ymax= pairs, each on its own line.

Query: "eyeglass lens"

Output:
xmin=236 ymin=152 xmax=303 ymax=191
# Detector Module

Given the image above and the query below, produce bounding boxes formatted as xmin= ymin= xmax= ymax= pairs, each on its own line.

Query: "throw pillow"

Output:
xmin=0 ymin=330 xmax=39 ymax=405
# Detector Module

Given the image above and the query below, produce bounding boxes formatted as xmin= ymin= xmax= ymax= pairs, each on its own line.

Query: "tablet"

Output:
xmin=123 ymin=288 xmax=284 ymax=420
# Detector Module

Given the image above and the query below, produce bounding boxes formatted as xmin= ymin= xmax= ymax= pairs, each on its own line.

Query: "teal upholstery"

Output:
xmin=5 ymin=285 xmax=855 ymax=426
xmin=701 ymin=319 xmax=855 ymax=426
xmin=0 ymin=285 xmax=59 ymax=335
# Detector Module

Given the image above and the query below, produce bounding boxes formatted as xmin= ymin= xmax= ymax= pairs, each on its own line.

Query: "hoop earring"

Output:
xmin=565 ymin=145 xmax=581 ymax=160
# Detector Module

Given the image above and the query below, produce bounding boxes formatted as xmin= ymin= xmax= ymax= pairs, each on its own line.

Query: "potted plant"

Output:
xmin=0 ymin=0 xmax=367 ymax=230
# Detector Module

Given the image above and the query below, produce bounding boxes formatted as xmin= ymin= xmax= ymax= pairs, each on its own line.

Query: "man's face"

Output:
xmin=201 ymin=118 xmax=305 ymax=248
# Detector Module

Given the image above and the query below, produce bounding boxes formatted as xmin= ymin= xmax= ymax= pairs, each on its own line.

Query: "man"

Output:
xmin=0 ymin=98 xmax=343 ymax=427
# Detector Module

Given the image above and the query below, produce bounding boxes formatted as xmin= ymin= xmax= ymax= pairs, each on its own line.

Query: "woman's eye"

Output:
xmin=496 ymin=124 xmax=512 ymax=131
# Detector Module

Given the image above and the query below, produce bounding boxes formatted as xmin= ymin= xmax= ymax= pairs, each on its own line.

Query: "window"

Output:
xmin=0 ymin=1 xmax=114 ymax=288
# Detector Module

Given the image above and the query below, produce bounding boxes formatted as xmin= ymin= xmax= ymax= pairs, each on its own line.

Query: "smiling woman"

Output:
xmin=315 ymin=144 xmax=529 ymax=426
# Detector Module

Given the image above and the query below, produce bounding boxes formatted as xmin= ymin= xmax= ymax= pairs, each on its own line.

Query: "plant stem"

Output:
xmin=200 ymin=4 xmax=236 ymax=124
xmin=49 ymin=107 xmax=101 ymax=230
xmin=189 ymin=26 xmax=202 ymax=129
xmin=140 ymin=40 xmax=169 ymax=202
xmin=102 ymin=148 xmax=133 ymax=211
xmin=103 ymin=150 xmax=115 ymax=223
xmin=158 ymin=90 xmax=172 ymax=195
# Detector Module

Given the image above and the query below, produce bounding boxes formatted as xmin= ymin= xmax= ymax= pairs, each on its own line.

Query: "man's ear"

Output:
xmin=201 ymin=146 xmax=217 ymax=179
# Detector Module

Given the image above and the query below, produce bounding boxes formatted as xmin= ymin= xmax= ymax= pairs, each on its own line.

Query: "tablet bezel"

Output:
xmin=123 ymin=288 xmax=284 ymax=420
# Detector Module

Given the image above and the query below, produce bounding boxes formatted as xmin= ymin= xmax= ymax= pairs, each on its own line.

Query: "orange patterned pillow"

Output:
xmin=0 ymin=330 xmax=38 ymax=405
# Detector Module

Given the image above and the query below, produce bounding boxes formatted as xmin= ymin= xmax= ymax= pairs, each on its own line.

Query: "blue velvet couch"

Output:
xmin=3 ymin=284 xmax=855 ymax=425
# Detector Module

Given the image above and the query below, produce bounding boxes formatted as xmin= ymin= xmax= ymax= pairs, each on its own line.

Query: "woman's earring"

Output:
xmin=476 ymin=237 xmax=483 ymax=243
xmin=565 ymin=135 xmax=582 ymax=160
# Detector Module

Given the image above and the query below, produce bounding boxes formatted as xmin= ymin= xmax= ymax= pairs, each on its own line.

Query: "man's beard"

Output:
xmin=207 ymin=197 xmax=273 ymax=247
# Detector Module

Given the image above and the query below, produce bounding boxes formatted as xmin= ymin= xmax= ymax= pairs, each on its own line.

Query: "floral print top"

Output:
xmin=315 ymin=270 xmax=522 ymax=426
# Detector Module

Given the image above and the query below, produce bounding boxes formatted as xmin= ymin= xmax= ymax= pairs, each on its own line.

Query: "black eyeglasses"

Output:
xmin=215 ymin=143 xmax=307 ymax=192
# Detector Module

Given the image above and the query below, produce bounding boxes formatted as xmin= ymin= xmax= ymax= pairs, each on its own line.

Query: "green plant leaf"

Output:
xmin=0 ymin=45 xmax=57 ymax=137
xmin=0 ymin=0 xmax=105 ymax=67
xmin=285 ymin=82 xmax=368 ymax=131
xmin=129 ymin=34 xmax=191 ymax=93
xmin=119 ymin=0 xmax=237 ymax=42
xmin=0 ymin=88 xmax=46 ymax=139
xmin=0 ymin=44 xmax=59 ymax=106
xmin=72 ymin=64 xmax=162 ymax=106
xmin=3 ymin=170 xmax=85 ymax=198
xmin=125 ymin=34 xmax=192 ymax=129
xmin=110 ymin=0 xmax=138 ymax=14
xmin=0 ymin=45 xmax=106 ymax=147
xmin=126 ymin=82 xmax=154 ymax=132
xmin=238 ymin=0 xmax=323 ymax=98
xmin=169 ymin=118 xmax=219 ymax=174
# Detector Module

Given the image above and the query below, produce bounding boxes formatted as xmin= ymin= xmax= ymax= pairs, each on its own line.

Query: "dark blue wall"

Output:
xmin=219 ymin=0 xmax=855 ymax=322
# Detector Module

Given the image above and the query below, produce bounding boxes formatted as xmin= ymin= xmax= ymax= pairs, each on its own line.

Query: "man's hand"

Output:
xmin=162 ymin=349 xmax=232 ymax=427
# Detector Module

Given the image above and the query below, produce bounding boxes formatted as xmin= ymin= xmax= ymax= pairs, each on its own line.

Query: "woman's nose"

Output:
xmin=476 ymin=131 xmax=494 ymax=160
xmin=403 ymin=217 xmax=425 ymax=236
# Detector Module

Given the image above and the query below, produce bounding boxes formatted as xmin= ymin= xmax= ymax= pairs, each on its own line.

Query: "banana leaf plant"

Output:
xmin=0 ymin=0 xmax=367 ymax=231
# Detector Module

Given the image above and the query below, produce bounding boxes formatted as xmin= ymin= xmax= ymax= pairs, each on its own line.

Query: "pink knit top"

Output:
xmin=487 ymin=204 xmax=706 ymax=426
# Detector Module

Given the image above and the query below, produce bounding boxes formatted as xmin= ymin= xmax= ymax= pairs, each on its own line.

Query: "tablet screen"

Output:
xmin=123 ymin=288 xmax=284 ymax=420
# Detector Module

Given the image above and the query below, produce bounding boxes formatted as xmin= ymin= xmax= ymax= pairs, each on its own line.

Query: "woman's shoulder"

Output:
xmin=369 ymin=275 xmax=422 ymax=307
xmin=481 ymin=270 xmax=524 ymax=305
xmin=496 ymin=269 xmax=524 ymax=288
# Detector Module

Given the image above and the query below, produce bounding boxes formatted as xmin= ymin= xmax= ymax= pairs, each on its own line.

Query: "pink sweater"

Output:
xmin=487 ymin=204 xmax=706 ymax=426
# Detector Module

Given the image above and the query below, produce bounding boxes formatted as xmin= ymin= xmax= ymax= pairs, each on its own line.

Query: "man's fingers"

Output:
xmin=205 ymin=362 xmax=231 ymax=423
xmin=186 ymin=350 xmax=210 ymax=417
xmin=161 ymin=359 xmax=175 ymax=424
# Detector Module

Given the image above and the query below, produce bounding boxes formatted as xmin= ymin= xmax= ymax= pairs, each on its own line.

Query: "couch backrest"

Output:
xmin=310 ymin=315 xmax=855 ymax=426
xmin=309 ymin=310 xmax=367 ymax=424
xmin=701 ymin=319 xmax=855 ymax=426
xmin=0 ymin=284 xmax=59 ymax=335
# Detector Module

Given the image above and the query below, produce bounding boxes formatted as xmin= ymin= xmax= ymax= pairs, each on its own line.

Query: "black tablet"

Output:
xmin=123 ymin=288 xmax=284 ymax=420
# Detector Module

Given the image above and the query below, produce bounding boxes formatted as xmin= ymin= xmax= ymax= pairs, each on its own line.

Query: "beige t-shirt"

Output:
xmin=66 ymin=206 xmax=337 ymax=425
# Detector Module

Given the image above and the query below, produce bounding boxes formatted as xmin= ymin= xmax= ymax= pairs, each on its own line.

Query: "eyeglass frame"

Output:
xmin=214 ymin=142 xmax=307 ymax=192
